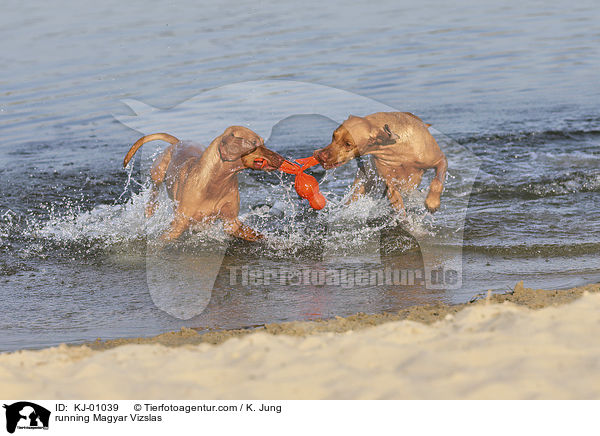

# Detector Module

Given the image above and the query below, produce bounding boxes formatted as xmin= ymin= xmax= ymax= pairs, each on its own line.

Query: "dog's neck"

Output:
xmin=361 ymin=141 xmax=400 ymax=165
xmin=203 ymin=140 xmax=246 ymax=181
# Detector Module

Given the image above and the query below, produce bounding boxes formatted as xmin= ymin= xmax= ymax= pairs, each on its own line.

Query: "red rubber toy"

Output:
xmin=276 ymin=156 xmax=326 ymax=210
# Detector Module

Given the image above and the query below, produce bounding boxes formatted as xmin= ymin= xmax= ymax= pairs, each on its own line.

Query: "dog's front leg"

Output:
xmin=347 ymin=174 xmax=367 ymax=204
xmin=385 ymin=184 xmax=406 ymax=216
xmin=424 ymin=156 xmax=447 ymax=213
xmin=224 ymin=219 xmax=263 ymax=242
xmin=347 ymin=156 xmax=382 ymax=204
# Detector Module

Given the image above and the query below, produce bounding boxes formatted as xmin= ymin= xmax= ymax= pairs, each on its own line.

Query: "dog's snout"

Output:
xmin=261 ymin=148 xmax=285 ymax=170
xmin=271 ymin=152 xmax=285 ymax=169
xmin=273 ymin=155 xmax=285 ymax=169
xmin=314 ymin=148 xmax=330 ymax=164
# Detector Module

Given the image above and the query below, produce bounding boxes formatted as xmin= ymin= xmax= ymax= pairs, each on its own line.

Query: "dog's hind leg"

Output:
xmin=123 ymin=133 xmax=179 ymax=217
xmin=223 ymin=219 xmax=263 ymax=242
xmin=385 ymin=185 xmax=406 ymax=215
xmin=160 ymin=213 xmax=192 ymax=241
xmin=425 ymin=155 xmax=448 ymax=213
xmin=146 ymin=185 xmax=161 ymax=218
xmin=146 ymin=146 xmax=175 ymax=217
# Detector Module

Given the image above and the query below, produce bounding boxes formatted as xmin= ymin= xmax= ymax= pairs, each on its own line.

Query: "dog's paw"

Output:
xmin=425 ymin=196 xmax=441 ymax=213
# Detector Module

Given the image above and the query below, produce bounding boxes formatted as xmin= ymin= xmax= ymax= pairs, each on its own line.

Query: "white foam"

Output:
xmin=30 ymin=173 xmax=449 ymax=254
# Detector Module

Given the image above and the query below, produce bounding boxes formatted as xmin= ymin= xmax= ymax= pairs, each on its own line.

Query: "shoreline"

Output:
xmin=2 ymin=281 xmax=599 ymax=399
xmin=85 ymin=281 xmax=600 ymax=350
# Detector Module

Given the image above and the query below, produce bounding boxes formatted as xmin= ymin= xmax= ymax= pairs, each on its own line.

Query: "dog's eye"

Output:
xmin=345 ymin=141 xmax=352 ymax=148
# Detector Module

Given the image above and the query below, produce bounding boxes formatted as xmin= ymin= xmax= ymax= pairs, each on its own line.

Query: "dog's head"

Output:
xmin=218 ymin=126 xmax=284 ymax=171
xmin=313 ymin=115 xmax=398 ymax=169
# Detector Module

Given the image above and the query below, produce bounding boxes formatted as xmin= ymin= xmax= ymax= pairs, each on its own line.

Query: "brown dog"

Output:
xmin=123 ymin=126 xmax=284 ymax=241
xmin=313 ymin=112 xmax=447 ymax=213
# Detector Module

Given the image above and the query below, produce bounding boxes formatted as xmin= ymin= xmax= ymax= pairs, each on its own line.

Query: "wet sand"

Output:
xmin=2 ymin=281 xmax=600 ymax=399
xmin=87 ymin=281 xmax=600 ymax=349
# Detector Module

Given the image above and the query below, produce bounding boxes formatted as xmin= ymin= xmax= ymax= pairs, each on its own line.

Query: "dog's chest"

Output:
xmin=374 ymin=143 xmax=420 ymax=166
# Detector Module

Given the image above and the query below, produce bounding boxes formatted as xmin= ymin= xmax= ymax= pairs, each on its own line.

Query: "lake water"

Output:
xmin=1 ymin=0 xmax=599 ymax=351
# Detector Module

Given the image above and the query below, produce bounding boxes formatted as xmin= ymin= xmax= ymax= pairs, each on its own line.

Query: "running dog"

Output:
xmin=313 ymin=112 xmax=447 ymax=213
xmin=123 ymin=126 xmax=284 ymax=241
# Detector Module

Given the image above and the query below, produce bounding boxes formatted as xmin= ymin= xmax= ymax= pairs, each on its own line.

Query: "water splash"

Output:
xmin=26 ymin=171 xmax=442 ymax=259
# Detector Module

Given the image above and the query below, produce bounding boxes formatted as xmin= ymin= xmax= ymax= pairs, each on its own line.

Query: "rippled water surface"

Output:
xmin=1 ymin=0 xmax=599 ymax=351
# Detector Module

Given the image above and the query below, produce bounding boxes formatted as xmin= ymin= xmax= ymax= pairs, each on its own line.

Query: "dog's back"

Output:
xmin=158 ymin=140 xmax=207 ymax=198
xmin=167 ymin=141 xmax=206 ymax=172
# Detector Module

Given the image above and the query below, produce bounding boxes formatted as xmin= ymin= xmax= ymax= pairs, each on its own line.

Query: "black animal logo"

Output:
xmin=3 ymin=402 xmax=50 ymax=434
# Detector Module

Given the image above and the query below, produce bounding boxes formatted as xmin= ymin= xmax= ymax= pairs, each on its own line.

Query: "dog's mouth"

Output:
xmin=320 ymin=161 xmax=343 ymax=170
xmin=253 ymin=158 xmax=280 ymax=171
xmin=313 ymin=150 xmax=344 ymax=170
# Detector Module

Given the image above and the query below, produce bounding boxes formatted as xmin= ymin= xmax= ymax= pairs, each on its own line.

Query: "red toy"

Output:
xmin=256 ymin=156 xmax=326 ymax=209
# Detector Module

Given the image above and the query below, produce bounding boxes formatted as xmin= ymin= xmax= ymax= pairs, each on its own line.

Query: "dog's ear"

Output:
xmin=370 ymin=124 xmax=399 ymax=146
xmin=219 ymin=132 xmax=257 ymax=162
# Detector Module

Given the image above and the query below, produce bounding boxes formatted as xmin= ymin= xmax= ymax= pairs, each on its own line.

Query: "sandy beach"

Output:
xmin=1 ymin=282 xmax=599 ymax=399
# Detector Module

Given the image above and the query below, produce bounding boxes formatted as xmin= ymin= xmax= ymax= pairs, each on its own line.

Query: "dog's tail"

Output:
xmin=123 ymin=133 xmax=180 ymax=168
